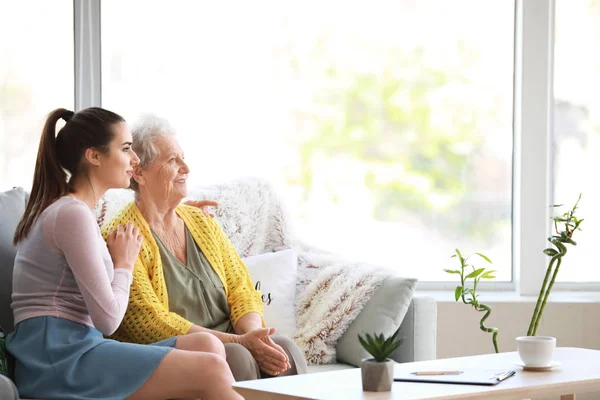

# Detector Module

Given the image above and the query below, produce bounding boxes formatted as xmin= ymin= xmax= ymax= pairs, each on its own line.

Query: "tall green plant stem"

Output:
xmin=478 ymin=304 xmax=499 ymax=354
xmin=462 ymin=283 xmax=498 ymax=354
xmin=527 ymin=194 xmax=581 ymax=336
xmin=526 ymin=255 xmax=558 ymax=336
xmin=532 ymin=257 xmax=563 ymax=336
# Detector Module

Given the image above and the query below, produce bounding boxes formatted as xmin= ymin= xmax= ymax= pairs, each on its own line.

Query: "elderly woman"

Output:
xmin=102 ymin=116 xmax=307 ymax=381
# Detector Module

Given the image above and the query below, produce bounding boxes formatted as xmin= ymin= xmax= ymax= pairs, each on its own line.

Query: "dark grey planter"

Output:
xmin=360 ymin=358 xmax=395 ymax=392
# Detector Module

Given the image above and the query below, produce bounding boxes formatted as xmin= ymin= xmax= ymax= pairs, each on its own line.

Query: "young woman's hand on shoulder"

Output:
xmin=106 ymin=222 xmax=143 ymax=272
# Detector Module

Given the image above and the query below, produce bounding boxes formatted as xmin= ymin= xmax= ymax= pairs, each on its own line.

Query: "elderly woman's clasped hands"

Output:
xmin=237 ymin=327 xmax=291 ymax=376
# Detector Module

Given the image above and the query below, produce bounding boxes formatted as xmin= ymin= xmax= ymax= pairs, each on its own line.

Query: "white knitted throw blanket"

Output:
xmin=95 ymin=178 xmax=388 ymax=364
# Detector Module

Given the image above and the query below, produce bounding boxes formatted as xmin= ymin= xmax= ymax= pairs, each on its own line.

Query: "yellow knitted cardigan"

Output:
xmin=101 ymin=202 xmax=264 ymax=344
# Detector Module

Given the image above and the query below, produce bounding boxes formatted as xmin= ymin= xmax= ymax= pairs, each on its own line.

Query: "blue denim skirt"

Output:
xmin=7 ymin=316 xmax=176 ymax=400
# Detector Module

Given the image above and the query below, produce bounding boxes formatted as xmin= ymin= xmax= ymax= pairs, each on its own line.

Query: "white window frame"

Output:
xmin=514 ymin=0 xmax=554 ymax=296
xmin=515 ymin=0 xmax=600 ymax=294
xmin=74 ymin=0 xmax=101 ymax=110
xmin=73 ymin=0 xmax=596 ymax=293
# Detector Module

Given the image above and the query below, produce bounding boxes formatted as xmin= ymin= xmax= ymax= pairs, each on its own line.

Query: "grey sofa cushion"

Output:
xmin=391 ymin=296 xmax=437 ymax=363
xmin=336 ymin=275 xmax=417 ymax=367
xmin=0 ymin=188 xmax=28 ymax=334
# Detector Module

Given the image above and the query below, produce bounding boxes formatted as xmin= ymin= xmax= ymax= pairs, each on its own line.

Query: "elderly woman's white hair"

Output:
xmin=130 ymin=114 xmax=177 ymax=191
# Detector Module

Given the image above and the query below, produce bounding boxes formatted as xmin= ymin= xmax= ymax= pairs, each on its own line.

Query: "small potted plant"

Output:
xmin=358 ymin=327 xmax=404 ymax=392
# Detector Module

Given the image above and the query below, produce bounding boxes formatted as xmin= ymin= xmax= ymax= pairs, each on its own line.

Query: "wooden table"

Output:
xmin=233 ymin=347 xmax=600 ymax=399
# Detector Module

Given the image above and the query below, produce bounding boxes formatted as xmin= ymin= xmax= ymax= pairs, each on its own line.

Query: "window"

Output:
xmin=0 ymin=0 xmax=74 ymax=191
xmin=102 ymin=0 xmax=515 ymax=282
xmin=553 ymin=0 xmax=600 ymax=283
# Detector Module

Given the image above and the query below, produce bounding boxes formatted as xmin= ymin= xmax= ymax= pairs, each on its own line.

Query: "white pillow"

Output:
xmin=242 ymin=248 xmax=298 ymax=337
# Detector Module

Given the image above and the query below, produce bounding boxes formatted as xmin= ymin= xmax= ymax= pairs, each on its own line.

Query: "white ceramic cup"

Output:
xmin=516 ymin=336 xmax=556 ymax=367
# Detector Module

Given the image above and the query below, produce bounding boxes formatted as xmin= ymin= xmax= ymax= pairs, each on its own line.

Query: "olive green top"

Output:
xmin=152 ymin=226 xmax=233 ymax=333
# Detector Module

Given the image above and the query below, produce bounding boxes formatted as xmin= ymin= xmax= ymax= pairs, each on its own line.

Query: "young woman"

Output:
xmin=8 ymin=108 xmax=243 ymax=400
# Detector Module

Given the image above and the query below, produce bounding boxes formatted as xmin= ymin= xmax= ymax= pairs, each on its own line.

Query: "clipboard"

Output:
xmin=394 ymin=369 xmax=516 ymax=386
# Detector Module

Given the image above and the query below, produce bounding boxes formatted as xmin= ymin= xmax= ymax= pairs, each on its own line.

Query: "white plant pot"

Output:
xmin=360 ymin=358 xmax=394 ymax=392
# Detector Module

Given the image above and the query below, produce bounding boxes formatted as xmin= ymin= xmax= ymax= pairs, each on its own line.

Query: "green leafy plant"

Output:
xmin=445 ymin=250 xmax=499 ymax=353
xmin=527 ymin=194 xmax=583 ymax=336
xmin=358 ymin=327 xmax=405 ymax=362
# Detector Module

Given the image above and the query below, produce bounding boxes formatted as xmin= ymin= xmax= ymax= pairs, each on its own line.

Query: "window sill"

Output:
xmin=417 ymin=290 xmax=600 ymax=304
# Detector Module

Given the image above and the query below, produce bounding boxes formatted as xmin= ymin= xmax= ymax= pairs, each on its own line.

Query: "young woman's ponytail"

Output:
xmin=13 ymin=109 xmax=73 ymax=244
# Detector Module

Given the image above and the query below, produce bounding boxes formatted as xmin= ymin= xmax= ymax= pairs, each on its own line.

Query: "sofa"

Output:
xmin=0 ymin=180 xmax=437 ymax=399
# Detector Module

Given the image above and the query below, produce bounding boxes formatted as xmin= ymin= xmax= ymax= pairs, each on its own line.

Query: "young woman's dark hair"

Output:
xmin=13 ymin=107 xmax=125 ymax=244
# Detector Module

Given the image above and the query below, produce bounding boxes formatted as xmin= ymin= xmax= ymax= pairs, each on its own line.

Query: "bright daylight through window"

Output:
xmin=101 ymin=0 xmax=515 ymax=282
xmin=553 ymin=0 xmax=600 ymax=282
xmin=0 ymin=0 xmax=74 ymax=191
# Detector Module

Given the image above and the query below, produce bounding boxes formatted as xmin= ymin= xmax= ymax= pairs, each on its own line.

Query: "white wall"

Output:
xmin=436 ymin=299 xmax=600 ymax=399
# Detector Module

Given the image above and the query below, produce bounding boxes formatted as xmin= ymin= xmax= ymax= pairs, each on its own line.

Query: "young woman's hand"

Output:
xmin=183 ymin=199 xmax=218 ymax=217
xmin=106 ymin=222 xmax=143 ymax=272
